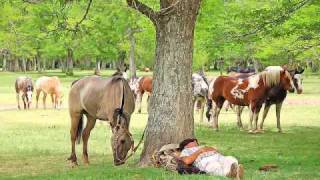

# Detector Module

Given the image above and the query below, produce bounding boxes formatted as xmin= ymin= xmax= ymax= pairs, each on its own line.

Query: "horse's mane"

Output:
xmin=260 ymin=70 xmax=281 ymax=87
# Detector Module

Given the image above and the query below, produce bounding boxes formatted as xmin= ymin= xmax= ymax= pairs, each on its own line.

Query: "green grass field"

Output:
xmin=0 ymin=70 xmax=320 ymax=180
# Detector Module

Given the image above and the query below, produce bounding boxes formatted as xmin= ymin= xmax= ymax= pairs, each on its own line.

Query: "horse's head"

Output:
xmin=111 ymin=109 xmax=134 ymax=166
xmin=289 ymin=69 xmax=304 ymax=94
xmin=192 ymin=73 xmax=208 ymax=98
xmin=280 ymin=70 xmax=295 ymax=92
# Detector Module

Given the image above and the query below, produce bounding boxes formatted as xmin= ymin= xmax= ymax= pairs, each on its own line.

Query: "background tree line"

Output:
xmin=0 ymin=0 xmax=319 ymax=75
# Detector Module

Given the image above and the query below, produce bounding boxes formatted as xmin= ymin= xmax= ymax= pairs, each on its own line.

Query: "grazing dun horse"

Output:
xmin=207 ymin=70 xmax=294 ymax=132
xmin=129 ymin=76 xmax=152 ymax=113
xmin=15 ymin=76 xmax=33 ymax=109
xmin=192 ymin=72 xmax=209 ymax=122
xmin=35 ymin=76 xmax=63 ymax=109
xmin=258 ymin=66 xmax=304 ymax=132
xmin=68 ymin=75 xmax=135 ymax=166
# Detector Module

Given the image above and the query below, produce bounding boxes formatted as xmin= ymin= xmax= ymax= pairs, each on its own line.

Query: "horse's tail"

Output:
xmin=76 ymin=115 xmax=83 ymax=144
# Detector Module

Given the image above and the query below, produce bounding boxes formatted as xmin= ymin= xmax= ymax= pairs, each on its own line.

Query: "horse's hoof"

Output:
xmin=248 ymin=130 xmax=254 ymax=134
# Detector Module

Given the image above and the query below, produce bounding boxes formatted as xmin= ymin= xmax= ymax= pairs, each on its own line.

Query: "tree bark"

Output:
xmin=66 ymin=48 xmax=74 ymax=76
xmin=128 ymin=28 xmax=138 ymax=79
xmin=21 ymin=58 xmax=26 ymax=73
xmin=36 ymin=52 xmax=41 ymax=73
xmin=127 ymin=0 xmax=201 ymax=166
xmin=2 ymin=56 xmax=6 ymax=71
xmin=94 ymin=58 xmax=101 ymax=75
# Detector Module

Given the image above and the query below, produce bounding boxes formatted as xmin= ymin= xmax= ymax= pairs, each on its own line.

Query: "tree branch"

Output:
xmin=231 ymin=0 xmax=313 ymax=40
xmin=74 ymin=0 xmax=93 ymax=31
xmin=126 ymin=0 xmax=158 ymax=23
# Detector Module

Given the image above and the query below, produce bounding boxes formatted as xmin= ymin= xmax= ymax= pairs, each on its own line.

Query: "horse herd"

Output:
xmin=13 ymin=66 xmax=304 ymax=166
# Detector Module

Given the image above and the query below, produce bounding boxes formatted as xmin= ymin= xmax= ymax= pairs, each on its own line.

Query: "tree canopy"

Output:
xmin=0 ymin=0 xmax=319 ymax=73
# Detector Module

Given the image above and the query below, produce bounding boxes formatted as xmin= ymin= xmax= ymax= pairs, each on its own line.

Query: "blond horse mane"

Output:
xmin=261 ymin=70 xmax=281 ymax=87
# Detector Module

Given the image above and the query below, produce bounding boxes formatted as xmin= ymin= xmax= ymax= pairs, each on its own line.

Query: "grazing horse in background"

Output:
xmin=68 ymin=75 xmax=135 ymax=166
xmin=258 ymin=66 xmax=304 ymax=132
xmin=15 ymin=76 xmax=34 ymax=109
xmin=129 ymin=76 xmax=152 ymax=113
xmin=192 ymin=72 xmax=209 ymax=122
xmin=207 ymin=70 xmax=294 ymax=132
xmin=35 ymin=76 xmax=63 ymax=109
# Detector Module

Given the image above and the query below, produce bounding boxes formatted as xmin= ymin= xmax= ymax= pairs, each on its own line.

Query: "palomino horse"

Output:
xmin=15 ymin=76 xmax=33 ymax=109
xmin=192 ymin=72 xmax=209 ymax=122
xmin=258 ymin=66 xmax=304 ymax=132
xmin=207 ymin=69 xmax=294 ymax=132
xmin=35 ymin=76 xmax=63 ymax=109
xmin=68 ymin=75 xmax=135 ymax=166
xmin=129 ymin=76 xmax=152 ymax=113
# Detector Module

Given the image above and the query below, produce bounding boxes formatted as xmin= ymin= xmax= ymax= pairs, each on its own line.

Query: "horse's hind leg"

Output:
xmin=276 ymin=102 xmax=283 ymax=133
xmin=36 ymin=90 xmax=41 ymax=109
xmin=82 ymin=115 xmax=96 ymax=165
xmin=68 ymin=112 xmax=82 ymax=166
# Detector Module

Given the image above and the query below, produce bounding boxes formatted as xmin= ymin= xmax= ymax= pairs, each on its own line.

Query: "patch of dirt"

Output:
xmin=284 ymin=99 xmax=320 ymax=105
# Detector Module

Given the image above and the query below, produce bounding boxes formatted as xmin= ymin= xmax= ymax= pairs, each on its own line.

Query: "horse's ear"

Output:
xmin=298 ymin=69 xmax=305 ymax=74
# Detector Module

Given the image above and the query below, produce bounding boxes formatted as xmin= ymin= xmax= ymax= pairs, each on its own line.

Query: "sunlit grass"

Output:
xmin=0 ymin=70 xmax=319 ymax=179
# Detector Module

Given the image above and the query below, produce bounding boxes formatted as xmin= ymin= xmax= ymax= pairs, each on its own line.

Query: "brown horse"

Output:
xmin=35 ymin=76 xmax=63 ymax=109
xmin=15 ymin=76 xmax=34 ymax=109
xmin=68 ymin=75 xmax=135 ymax=166
xmin=129 ymin=76 xmax=152 ymax=113
xmin=207 ymin=70 xmax=294 ymax=132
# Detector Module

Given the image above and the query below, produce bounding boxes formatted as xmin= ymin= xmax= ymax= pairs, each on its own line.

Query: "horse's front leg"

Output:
xmin=82 ymin=115 xmax=96 ymax=165
xmin=276 ymin=102 xmax=283 ymax=133
xmin=16 ymin=93 xmax=21 ymax=110
xmin=260 ymin=103 xmax=271 ymax=131
xmin=22 ymin=95 xmax=27 ymax=109
xmin=42 ymin=93 xmax=47 ymax=109
xmin=51 ymin=94 xmax=55 ymax=109
xmin=236 ymin=106 xmax=244 ymax=129
xmin=199 ymin=98 xmax=205 ymax=123
xmin=137 ymin=92 xmax=143 ymax=113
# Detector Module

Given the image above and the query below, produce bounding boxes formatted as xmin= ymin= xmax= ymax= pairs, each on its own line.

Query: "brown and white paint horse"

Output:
xmin=129 ymin=76 xmax=152 ymax=113
xmin=35 ymin=76 xmax=63 ymax=109
xmin=207 ymin=70 xmax=295 ymax=132
xmin=15 ymin=76 xmax=33 ymax=109
xmin=68 ymin=75 xmax=135 ymax=166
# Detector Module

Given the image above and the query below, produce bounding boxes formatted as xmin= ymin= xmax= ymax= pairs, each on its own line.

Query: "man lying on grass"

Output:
xmin=178 ymin=138 xmax=244 ymax=179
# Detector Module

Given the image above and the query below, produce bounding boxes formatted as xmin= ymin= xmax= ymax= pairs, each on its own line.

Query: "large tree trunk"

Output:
xmin=36 ymin=53 xmax=41 ymax=73
xmin=129 ymin=0 xmax=201 ymax=166
xmin=66 ymin=48 xmax=74 ymax=76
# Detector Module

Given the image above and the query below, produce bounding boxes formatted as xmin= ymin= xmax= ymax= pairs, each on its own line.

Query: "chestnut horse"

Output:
xmin=15 ymin=76 xmax=33 ymax=109
xmin=207 ymin=70 xmax=294 ymax=132
xmin=68 ymin=75 xmax=135 ymax=166
xmin=129 ymin=76 xmax=152 ymax=113
xmin=258 ymin=66 xmax=304 ymax=132
xmin=35 ymin=76 xmax=63 ymax=109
